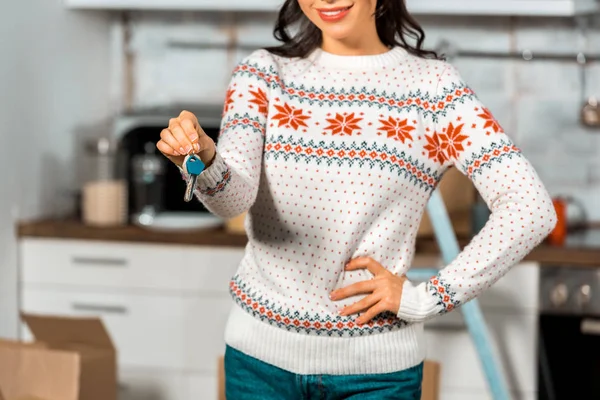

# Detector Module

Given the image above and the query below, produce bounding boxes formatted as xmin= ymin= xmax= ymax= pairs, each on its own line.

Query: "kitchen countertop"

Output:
xmin=17 ymin=218 xmax=249 ymax=248
xmin=16 ymin=219 xmax=600 ymax=267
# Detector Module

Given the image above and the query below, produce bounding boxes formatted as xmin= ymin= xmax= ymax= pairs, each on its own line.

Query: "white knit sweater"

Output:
xmin=188 ymin=47 xmax=556 ymax=375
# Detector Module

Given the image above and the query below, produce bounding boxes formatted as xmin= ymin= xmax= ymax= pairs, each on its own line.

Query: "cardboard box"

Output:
xmin=0 ymin=343 xmax=80 ymax=400
xmin=418 ymin=167 xmax=475 ymax=237
xmin=217 ymin=357 xmax=440 ymax=400
xmin=0 ymin=314 xmax=117 ymax=400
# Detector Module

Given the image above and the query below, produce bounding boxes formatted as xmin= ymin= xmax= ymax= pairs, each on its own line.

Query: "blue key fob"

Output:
xmin=184 ymin=154 xmax=205 ymax=176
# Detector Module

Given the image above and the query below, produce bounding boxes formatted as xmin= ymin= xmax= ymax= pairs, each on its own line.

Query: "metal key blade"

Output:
xmin=184 ymin=174 xmax=198 ymax=202
xmin=183 ymin=154 xmax=205 ymax=203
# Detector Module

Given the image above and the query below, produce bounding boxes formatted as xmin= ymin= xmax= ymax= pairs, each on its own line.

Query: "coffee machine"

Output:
xmin=114 ymin=104 xmax=223 ymax=227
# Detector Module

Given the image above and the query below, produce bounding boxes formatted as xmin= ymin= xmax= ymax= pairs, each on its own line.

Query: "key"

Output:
xmin=183 ymin=153 xmax=205 ymax=202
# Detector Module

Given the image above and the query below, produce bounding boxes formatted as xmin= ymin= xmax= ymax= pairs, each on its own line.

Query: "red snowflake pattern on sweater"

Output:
xmin=223 ymin=89 xmax=235 ymax=115
xmin=324 ymin=112 xmax=363 ymax=136
xmin=272 ymin=103 xmax=310 ymax=130
xmin=377 ymin=117 xmax=415 ymax=143
xmin=423 ymin=132 xmax=447 ymax=164
xmin=439 ymin=122 xmax=469 ymax=160
xmin=477 ymin=107 xmax=504 ymax=134
xmin=249 ymin=88 xmax=269 ymax=117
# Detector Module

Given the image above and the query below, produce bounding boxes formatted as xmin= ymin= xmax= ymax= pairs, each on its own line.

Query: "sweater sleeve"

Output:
xmin=184 ymin=50 xmax=272 ymax=219
xmin=397 ymin=63 xmax=557 ymax=322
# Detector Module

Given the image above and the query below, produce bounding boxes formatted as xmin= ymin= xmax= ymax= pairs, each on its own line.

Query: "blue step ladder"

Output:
xmin=406 ymin=190 xmax=511 ymax=400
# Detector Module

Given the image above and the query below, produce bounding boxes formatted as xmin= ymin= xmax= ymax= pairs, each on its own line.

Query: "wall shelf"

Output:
xmin=65 ymin=0 xmax=599 ymax=16
xmin=407 ymin=0 xmax=599 ymax=16
xmin=64 ymin=0 xmax=282 ymax=11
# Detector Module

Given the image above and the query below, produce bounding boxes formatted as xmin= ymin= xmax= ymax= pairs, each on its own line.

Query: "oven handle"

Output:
xmin=581 ymin=318 xmax=600 ymax=336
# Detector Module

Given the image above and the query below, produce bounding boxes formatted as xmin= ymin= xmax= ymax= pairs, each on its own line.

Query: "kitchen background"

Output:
xmin=1 ymin=1 xmax=600 ymax=399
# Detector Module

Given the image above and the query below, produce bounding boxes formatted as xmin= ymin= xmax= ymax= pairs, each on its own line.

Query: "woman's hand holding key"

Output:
xmin=156 ymin=110 xmax=216 ymax=168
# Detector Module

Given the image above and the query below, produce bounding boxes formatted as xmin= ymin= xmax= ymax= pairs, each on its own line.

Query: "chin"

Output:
xmin=314 ymin=15 xmax=362 ymax=43
xmin=321 ymin=25 xmax=355 ymax=41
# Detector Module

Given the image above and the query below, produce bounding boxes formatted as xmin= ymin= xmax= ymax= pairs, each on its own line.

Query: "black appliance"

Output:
xmin=538 ymin=230 xmax=600 ymax=399
xmin=115 ymin=105 xmax=223 ymax=220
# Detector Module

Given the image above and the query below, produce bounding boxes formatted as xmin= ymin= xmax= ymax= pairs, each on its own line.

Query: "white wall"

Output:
xmin=0 ymin=0 xmax=112 ymax=338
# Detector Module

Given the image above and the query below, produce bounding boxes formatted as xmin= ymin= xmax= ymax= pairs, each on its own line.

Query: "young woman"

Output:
xmin=157 ymin=0 xmax=556 ymax=398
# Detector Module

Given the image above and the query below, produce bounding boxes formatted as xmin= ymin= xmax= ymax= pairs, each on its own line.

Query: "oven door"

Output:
xmin=538 ymin=314 xmax=600 ymax=399
xmin=538 ymin=266 xmax=600 ymax=399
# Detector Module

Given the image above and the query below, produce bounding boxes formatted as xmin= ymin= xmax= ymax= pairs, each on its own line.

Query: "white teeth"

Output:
xmin=320 ymin=7 xmax=349 ymax=16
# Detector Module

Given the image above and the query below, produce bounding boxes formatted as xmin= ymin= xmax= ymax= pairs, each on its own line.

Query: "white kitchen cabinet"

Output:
xmin=20 ymin=238 xmax=241 ymax=294
xmin=19 ymin=238 xmax=244 ymax=400
xmin=20 ymin=287 xmax=234 ymax=371
xmin=64 ymin=0 xmax=599 ymax=16
xmin=18 ymin=237 xmax=541 ymax=399
xmin=119 ymin=368 xmax=187 ymax=400
xmin=477 ymin=261 xmax=540 ymax=311
xmin=186 ymin=373 xmax=219 ymax=400
xmin=118 ymin=368 xmax=219 ymax=400
xmin=425 ymin=312 xmax=538 ymax=393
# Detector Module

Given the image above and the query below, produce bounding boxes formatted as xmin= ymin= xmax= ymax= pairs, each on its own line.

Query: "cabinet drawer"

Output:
xmin=119 ymin=368 xmax=186 ymax=400
xmin=187 ymin=373 xmax=219 ymax=400
xmin=20 ymin=238 xmax=244 ymax=292
xmin=118 ymin=368 xmax=218 ymax=400
xmin=21 ymin=287 xmax=233 ymax=371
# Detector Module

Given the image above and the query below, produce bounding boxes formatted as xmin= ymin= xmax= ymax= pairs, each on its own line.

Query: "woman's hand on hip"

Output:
xmin=156 ymin=110 xmax=216 ymax=168
xmin=330 ymin=257 xmax=406 ymax=325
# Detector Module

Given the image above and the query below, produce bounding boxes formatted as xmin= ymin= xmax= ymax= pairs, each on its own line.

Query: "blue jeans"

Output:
xmin=224 ymin=346 xmax=423 ymax=399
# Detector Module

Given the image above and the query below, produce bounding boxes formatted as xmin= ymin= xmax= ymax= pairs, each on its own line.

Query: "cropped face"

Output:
xmin=297 ymin=0 xmax=379 ymax=44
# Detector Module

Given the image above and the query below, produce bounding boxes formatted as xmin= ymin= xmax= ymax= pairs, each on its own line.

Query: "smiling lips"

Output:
xmin=316 ymin=5 xmax=353 ymax=22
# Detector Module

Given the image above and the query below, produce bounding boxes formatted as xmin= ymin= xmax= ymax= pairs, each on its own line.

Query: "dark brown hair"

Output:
xmin=265 ymin=0 xmax=440 ymax=59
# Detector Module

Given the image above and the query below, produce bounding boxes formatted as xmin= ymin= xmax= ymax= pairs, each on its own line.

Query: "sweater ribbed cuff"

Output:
xmin=178 ymin=152 xmax=232 ymax=197
xmin=397 ymin=279 xmax=439 ymax=323
xmin=196 ymin=152 xmax=229 ymax=191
